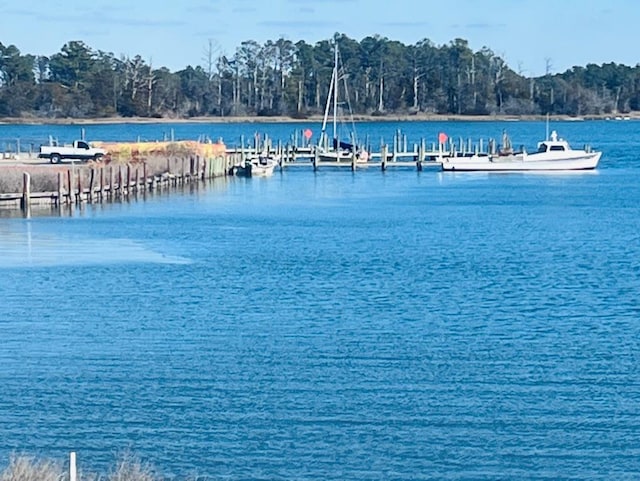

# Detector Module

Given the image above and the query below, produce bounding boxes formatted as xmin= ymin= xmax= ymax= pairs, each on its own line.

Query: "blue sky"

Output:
xmin=0 ymin=0 xmax=637 ymax=76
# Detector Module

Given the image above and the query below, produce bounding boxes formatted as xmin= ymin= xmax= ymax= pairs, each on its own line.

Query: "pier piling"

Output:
xmin=21 ymin=172 xmax=30 ymax=212
xmin=381 ymin=145 xmax=388 ymax=171
xmin=57 ymin=172 xmax=63 ymax=206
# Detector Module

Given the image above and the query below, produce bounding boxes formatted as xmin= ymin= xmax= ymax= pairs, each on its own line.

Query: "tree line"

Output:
xmin=0 ymin=33 xmax=638 ymax=119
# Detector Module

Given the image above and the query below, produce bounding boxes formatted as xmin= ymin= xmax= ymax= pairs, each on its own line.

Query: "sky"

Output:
xmin=0 ymin=0 xmax=638 ymax=77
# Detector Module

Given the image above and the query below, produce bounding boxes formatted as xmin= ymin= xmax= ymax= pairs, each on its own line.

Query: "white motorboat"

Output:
xmin=232 ymin=154 xmax=278 ymax=177
xmin=249 ymin=154 xmax=278 ymax=176
xmin=441 ymin=131 xmax=601 ymax=172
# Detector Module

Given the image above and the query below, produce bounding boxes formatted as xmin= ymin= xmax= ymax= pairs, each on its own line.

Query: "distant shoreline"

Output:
xmin=0 ymin=113 xmax=637 ymax=125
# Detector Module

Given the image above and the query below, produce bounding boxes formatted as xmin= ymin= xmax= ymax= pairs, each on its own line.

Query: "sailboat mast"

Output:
xmin=332 ymin=42 xmax=338 ymax=144
xmin=320 ymin=67 xmax=335 ymax=145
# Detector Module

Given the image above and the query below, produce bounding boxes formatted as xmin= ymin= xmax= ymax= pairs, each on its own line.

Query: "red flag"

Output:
xmin=438 ymin=132 xmax=448 ymax=144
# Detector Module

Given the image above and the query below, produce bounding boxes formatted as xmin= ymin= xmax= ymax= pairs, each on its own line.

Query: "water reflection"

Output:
xmin=0 ymin=226 xmax=190 ymax=268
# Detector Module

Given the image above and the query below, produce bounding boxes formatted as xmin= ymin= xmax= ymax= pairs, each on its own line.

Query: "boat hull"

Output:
xmin=441 ymin=152 xmax=601 ymax=171
xmin=318 ymin=151 xmax=368 ymax=163
xmin=232 ymin=159 xmax=277 ymax=177
xmin=251 ymin=163 xmax=276 ymax=176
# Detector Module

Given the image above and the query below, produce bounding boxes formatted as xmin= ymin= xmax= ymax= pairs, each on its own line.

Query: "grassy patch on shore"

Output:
xmin=1 ymin=453 xmax=158 ymax=481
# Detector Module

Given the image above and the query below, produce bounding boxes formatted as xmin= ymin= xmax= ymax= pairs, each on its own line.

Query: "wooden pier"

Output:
xmin=223 ymin=128 xmax=504 ymax=172
xmin=0 ymin=128 xmax=506 ymax=214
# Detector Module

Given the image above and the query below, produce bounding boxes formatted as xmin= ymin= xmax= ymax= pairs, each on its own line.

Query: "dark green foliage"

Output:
xmin=0 ymin=35 xmax=638 ymax=118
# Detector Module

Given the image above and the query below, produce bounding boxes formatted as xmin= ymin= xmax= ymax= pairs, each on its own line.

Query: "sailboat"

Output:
xmin=317 ymin=42 xmax=369 ymax=163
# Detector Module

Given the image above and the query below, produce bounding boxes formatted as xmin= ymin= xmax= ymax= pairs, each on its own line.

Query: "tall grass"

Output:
xmin=0 ymin=455 xmax=64 ymax=481
xmin=108 ymin=453 xmax=157 ymax=481
xmin=0 ymin=453 xmax=160 ymax=481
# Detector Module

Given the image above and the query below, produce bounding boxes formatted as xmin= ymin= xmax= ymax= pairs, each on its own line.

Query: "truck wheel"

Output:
xmin=94 ymin=154 xmax=103 ymax=162
xmin=50 ymin=154 xmax=61 ymax=164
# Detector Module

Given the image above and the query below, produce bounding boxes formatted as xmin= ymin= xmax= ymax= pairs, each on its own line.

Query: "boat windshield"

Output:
xmin=537 ymin=143 xmax=548 ymax=153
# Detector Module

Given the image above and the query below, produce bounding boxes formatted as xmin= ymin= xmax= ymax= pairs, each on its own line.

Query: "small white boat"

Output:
xmin=249 ymin=155 xmax=278 ymax=176
xmin=232 ymin=155 xmax=278 ymax=177
xmin=441 ymin=131 xmax=601 ymax=172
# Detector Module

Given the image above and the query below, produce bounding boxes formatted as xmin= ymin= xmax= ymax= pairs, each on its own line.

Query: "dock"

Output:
xmin=0 ymin=128 xmax=505 ymax=215
xmin=224 ymin=128 xmax=503 ymax=172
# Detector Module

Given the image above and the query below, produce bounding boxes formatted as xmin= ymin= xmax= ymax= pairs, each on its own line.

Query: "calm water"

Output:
xmin=1 ymin=121 xmax=640 ymax=479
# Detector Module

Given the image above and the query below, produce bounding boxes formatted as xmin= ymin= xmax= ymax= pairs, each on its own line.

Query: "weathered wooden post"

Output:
xmin=417 ymin=140 xmax=424 ymax=171
xmin=392 ymin=135 xmax=398 ymax=162
xmin=100 ymin=167 xmax=105 ymax=201
xmin=76 ymin=170 xmax=83 ymax=203
xmin=143 ymin=162 xmax=148 ymax=190
xmin=67 ymin=169 xmax=75 ymax=204
xmin=88 ymin=168 xmax=95 ymax=203
xmin=108 ymin=166 xmax=114 ymax=200
xmin=117 ymin=165 xmax=123 ymax=198
xmin=280 ymin=146 xmax=286 ymax=171
xmin=313 ymin=146 xmax=319 ymax=172
xmin=56 ymin=172 xmax=63 ymax=206
xmin=21 ymin=172 xmax=31 ymax=212
xmin=381 ymin=144 xmax=387 ymax=171
xmin=126 ymin=164 xmax=131 ymax=196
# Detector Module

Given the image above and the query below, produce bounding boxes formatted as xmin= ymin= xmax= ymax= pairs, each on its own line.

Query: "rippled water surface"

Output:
xmin=1 ymin=121 xmax=640 ymax=479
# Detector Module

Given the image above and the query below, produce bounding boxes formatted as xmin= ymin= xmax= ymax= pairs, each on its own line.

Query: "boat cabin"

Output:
xmin=537 ymin=130 xmax=571 ymax=153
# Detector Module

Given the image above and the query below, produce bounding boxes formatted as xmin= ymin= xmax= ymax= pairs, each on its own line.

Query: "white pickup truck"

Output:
xmin=39 ymin=140 xmax=107 ymax=164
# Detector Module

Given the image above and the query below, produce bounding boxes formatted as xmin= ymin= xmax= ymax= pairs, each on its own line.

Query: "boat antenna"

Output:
xmin=545 ymin=113 xmax=550 ymax=140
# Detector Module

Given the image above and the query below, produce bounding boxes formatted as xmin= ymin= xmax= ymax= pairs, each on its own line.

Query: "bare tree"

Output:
xmin=202 ymin=39 xmax=220 ymax=81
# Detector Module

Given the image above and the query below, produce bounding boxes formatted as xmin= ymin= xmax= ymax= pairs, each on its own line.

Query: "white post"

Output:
xmin=70 ymin=452 xmax=77 ymax=481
